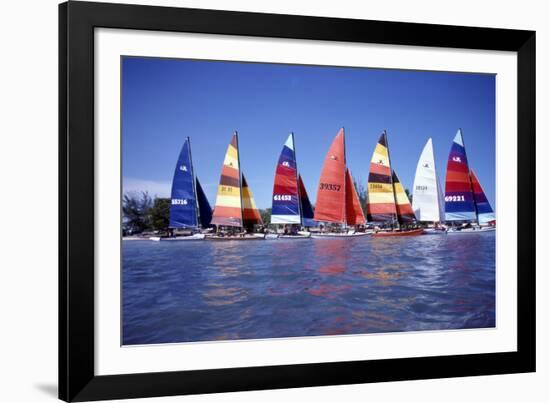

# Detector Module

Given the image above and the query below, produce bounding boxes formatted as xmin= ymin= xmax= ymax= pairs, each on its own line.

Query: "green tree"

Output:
xmin=405 ymin=188 xmax=413 ymax=203
xmin=353 ymin=177 xmax=368 ymax=217
xmin=122 ymin=191 xmax=152 ymax=233
xmin=150 ymin=198 xmax=171 ymax=232
xmin=260 ymin=208 xmax=272 ymax=227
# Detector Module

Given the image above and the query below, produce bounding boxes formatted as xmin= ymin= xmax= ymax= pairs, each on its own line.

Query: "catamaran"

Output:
xmin=367 ymin=131 xmax=424 ymax=237
xmin=312 ymin=128 xmax=368 ymax=238
xmin=444 ymin=129 xmax=495 ymax=233
xmin=153 ymin=137 xmax=212 ymax=241
xmin=269 ymin=133 xmax=314 ymax=239
xmin=412 ymin=138 xmax=446 ymax=234
xmin=208 ymin=132 xmax=265 ymax=240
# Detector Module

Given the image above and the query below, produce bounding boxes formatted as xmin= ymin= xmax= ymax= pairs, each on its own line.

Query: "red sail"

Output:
xmin=345 ymin=169 xmax=366 ymax=225
xmin=313 ymin=128 xmax=346 ymax=224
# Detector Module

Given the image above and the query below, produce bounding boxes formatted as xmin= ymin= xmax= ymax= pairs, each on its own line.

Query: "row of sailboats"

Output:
xmin=410 ymin=129 xmax=495 ymax=233
xmin=161 ymin=127 xmax=494 ymax=240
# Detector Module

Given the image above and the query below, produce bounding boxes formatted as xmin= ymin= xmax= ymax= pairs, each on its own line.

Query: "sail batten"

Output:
xmin=210 ymin=134 xmax=243 ymax=227
xmin=412 ymin=138 xmax=444 ymax=222
xmin=444 ymin=129 xmax=477 ymax=221
xmin=169 ymin=137 xmax=198 ymax=228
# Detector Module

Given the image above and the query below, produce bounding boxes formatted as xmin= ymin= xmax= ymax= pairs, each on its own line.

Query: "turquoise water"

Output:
xmin=122 ymin=233 xmax=495 ymax=345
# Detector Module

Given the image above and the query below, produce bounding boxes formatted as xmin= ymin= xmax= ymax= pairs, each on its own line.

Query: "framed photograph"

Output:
xmin=59 ymin=1 xmax=535 ymax=401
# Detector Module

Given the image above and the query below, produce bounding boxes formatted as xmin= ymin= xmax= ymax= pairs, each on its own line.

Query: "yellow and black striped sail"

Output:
xmin=392 ymin=170 xmax=416 ymax=224
xmin=367 ymin=132 xmax=397 ymax=222
xmin=242 ymin=173 xmax=263 ymax=228
xmin=210 ymin=133 xmax=243 ymax=227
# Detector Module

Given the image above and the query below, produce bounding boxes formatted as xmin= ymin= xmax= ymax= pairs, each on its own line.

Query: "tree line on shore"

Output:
xmin=122 ymin=181 xmax=411 ymax=234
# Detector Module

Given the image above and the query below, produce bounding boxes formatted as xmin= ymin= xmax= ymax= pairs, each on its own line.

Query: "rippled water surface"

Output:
xmin=122 ymin=233 xmax=495 ymax=345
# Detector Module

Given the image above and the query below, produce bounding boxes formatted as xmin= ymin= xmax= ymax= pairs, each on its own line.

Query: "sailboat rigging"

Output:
xmin=444 ymin=129 xmax=495 ymax=233
xmin=412 ymin=138 xmax=445 ymax=234
xmin=209 ymin=132 xmax=265 ymax=240
xmin=312 ymin=128 xmax=367 ymax=238
xmin=153 ymin=136 xmax=211 ymax=241
xmin=270 ymin=133 xmax=314 ymax=238
xmin=367 ymin=131 xmax=423 ymax=237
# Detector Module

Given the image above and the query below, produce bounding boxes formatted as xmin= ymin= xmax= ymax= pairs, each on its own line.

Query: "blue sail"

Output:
xmin=169 ymin=138 xmax=198 ymax=228
xmin=444 ymin=130 xmax=477 ymax=221
xmin=196 ymin=177 xmax=213 ymax=228
xmin=298 ymin=174 xmax=315 ymax=227
xmin=271 ymin=134 xmax=301 ymax=224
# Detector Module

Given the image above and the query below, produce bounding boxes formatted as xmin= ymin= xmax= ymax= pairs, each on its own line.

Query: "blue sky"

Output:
xmin=122 ymin=57 xmax=495 ymax=210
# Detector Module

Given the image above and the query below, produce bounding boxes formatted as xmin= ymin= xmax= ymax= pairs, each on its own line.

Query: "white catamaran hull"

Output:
xmin=149 ymin=233 xmax=206 ymax=241
xmin=447 ymin=226 xmax=496 ymax=234
xmin=310 ymin=231 xmax=371 ymax=238
xmin=423 ymin=228 xmax=448 ymax=235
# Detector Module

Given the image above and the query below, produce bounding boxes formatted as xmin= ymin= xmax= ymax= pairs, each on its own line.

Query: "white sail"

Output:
xmin=412 ymin=138 xmax=444 ymax=222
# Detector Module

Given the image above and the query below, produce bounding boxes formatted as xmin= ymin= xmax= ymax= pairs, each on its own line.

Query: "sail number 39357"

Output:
xmin=445 ymin=195 xmax=466 ymax=202
xmin=320 ymin=183 xmax=341 ymax=191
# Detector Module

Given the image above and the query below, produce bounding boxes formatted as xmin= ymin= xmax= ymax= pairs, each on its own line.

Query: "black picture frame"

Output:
xmin=59 ymin=1 xmax=536 ymax=401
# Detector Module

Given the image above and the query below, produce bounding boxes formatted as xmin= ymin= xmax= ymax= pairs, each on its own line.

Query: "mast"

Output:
xmin=291 ymin=132 xmax=303 ymax=226
xmin=460 ymin=129 xmax=479 ymax=224
xmin=432 ymin=142 xmax=443 ymax=225
xmin=342 ymin=127 xmax=348 ymax=227
xmin=385 ymin=130 xmax=399 ymax=229
xmin=187 ymin=136 xmax=200 ymax=228
xmin=235 ymin=131 xmax=243 ymax=232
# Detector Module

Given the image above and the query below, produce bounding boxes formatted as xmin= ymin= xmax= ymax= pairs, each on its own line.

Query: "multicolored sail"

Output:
xmin=242 ymin=174 xmax=263 ymax=227
xmin=210 ymin=133 xmax=243 ymax=227
xmin=169 ymin=137 xmax=198 ymax=228
xmin=271 ymin=134 xmax=301 ymax=224
xmin=470 ymin=169 xmax=495 ymax=224
xmin=412 ymin=138 xmax=444 ymax=222
xmin=298 ymin=175 xmax=315 ymax=227
xmin=196 ymin=178 xmax=212 ymax=228
xmin=345 ymin=169 xmax=366 ymax=225
xmin=392 ymin=170 xmax=416 ymax=223
xmin=314 ymin=128 xmax=346 ymax=223
xmin=444 ymin=129 xmax=476 ymax=221
xmin=367 ymin=132 xmax=397 ymax=222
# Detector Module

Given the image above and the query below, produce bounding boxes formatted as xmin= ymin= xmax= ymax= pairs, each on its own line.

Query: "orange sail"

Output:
xmin=242 ymin=173 xmax=263 ymax=227
xmin=210 ymin=133 xmax=243 ymax=227
xmin=313 ymin=128 xmax=346 ymax=223
xmin=345 ymin=169 xmax=366 ymax=225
